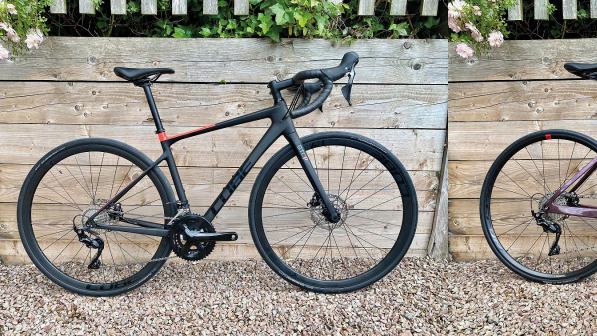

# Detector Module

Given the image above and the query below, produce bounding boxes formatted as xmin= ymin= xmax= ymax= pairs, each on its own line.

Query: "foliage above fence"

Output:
xmin=45 ymin=0 xmax=447 ymax=41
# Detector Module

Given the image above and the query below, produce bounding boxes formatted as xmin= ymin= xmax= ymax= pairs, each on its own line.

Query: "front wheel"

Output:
xmin=249 ymin=132 xmax=418 ymax=293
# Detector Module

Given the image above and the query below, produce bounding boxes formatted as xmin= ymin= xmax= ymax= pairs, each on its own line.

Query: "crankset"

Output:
xmin=169 ymin=214 xmax=238 ymax=261
xmin=531 ymin=210 xmax=562 ymax=256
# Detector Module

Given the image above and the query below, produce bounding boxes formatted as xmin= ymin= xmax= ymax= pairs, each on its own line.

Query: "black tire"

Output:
xmin=481 ymin=129 xmax=597 ymax=283
xmin=17 ymin=138 xmax=176 ymax=296
xmin=249 ymin=132 xmax=418 ymax=293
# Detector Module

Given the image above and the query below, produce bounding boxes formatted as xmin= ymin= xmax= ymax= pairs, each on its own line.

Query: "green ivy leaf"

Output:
xmin=424 ymin=17 xmax=440 ymax=28
xmin=172 ymin=27 xmax=193 ymax=38
xmin=265 ymin=25 xmax=282 ymax=41
xmin=389 ymin=22 xmax=409 ymax=36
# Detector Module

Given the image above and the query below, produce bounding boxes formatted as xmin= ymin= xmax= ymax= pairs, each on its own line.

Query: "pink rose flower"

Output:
xmin=448 ymin=0 xmax=465 ymax=19
xmin=456 ymin=43 xmax=474 ymax=59
xmin=472 ymin=5 xmax=481 ymax=15
xmin=7 ymin=4 xmax=17 ymax=15
xmin=0 ymin=22 xmax=7 ymax=31
xmin=0 ymin=44 xmax=9 ymax=60
xmin=448 ymin=18 xmax=461 ymax=33
xmin=5 ymin=26 xmax=19 ymax=42
xmin=488 ymin=31 xmax=504 ymax=47
xmin=25 ymin=29 xmax=44 ymax=50
xmin=465 ymin=22 xmax=483 ymax=42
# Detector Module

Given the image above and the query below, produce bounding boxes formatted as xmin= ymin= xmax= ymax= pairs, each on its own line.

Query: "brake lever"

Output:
xmin=341 ymin=62 xmax=357 ymax=106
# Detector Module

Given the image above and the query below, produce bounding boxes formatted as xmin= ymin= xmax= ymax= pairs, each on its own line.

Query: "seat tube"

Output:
xmin=140 ymin=82 xmax=166 ymax=134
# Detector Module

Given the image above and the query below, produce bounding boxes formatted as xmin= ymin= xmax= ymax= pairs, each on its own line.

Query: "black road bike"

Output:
xmin=17 ymin=52 xmax=418 ymax=296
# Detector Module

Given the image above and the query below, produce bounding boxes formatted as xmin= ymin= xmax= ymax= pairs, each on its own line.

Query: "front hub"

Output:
xmin=309 ymin=194 xmax=348 ymax=230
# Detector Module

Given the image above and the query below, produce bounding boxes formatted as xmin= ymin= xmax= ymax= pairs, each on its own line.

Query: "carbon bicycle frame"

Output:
xmin=86 ymin=78 xmax=339 ymax=237
xmin=543 ymin=136 xmax=597 ymax=218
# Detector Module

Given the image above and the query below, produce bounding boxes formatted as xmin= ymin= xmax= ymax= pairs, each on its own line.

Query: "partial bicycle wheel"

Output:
xmin=18 ymin=138 xmax=176 ymax=296
xmin=249 ymin=132 xmax=418 ymax=293
xmin=481 ymin=129 xmax=597 ymax=283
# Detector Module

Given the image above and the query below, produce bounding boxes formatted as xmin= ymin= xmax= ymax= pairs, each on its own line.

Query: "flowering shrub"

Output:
xmin=448 ymin=0 xmax=515 ymax=58
xmin=0 ymin=0 xmax=53 ymax=59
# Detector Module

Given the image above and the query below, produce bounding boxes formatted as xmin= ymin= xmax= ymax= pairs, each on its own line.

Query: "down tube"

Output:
xmin=203 ymin=120 xmax=292 ymax=222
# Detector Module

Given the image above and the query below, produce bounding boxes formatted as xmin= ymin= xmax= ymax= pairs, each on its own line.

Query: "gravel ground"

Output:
xmin=2 ymin=257 xmax=597 ymax=335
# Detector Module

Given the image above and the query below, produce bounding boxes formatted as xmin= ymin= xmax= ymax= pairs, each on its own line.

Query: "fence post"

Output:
xmin=421 ymin=0 xmax=439 ymax=16
xmin=358 ymin=0 xmax=375 ymax=15
xmin=173 ymin=0 xmax=188 ymax=15
xmin=204 ymin=0 xmax=219 ymax=15
xmin=428 ymin=142 xmax=449 ymax=260
xmin=79 ymin=0 xmax=95 ymax=14
xmin=534 ymin=0 xmax=549 ymax=20
xmin=390 ymin=0 xmax=407 ymax=15
xmin=141 ymin=0 xmax=158 ymax=15
xmin=111 ymin=0 xmax=127 ymax=15
xmin=562 ymin=0 xmax=577 ymax=19
xmin=50 ymin=0 xmax=67 ymax=14
xmin=508 ymin=0 xmax=523 ymax=20
xmin=234 ymin=0 xmax=250 ymax=16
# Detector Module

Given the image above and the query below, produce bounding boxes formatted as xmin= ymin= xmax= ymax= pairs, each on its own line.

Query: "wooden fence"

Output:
xmin=0 ymin=37 xmax=448 ymax=263
xmin=448 ymin=39 xmax=597 ymax=260
xmin=49 ymin=0 xmax=441 ymax=17
xmin=508 ymin=0 xmax=595 ymax=20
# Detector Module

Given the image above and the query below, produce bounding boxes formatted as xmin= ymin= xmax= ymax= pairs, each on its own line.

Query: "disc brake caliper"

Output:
xmin=531 ymin=210 xmax=562 ymax=256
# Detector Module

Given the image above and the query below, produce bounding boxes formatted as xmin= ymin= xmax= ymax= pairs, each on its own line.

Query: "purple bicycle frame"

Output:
xmin=544 ymin=156 xmax=597 ymax=217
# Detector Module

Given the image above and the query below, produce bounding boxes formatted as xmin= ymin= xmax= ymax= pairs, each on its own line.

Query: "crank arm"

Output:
xmin=187 ymin=232 xmax=238 ymax=242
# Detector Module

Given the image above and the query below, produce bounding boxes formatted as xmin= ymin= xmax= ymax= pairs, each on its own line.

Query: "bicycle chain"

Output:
xmin=93 ymin=208 xmax=190 ymax=269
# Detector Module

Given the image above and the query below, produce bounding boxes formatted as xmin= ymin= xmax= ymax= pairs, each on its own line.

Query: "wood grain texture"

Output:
xmin=563 ymin=0 xmax=577 ymax=19
xmin=448 ymin=39 xmax=597 ymax=82
xmin=390 ymin=0 xmax=407 ymax=15
xmin=593 ymin=0 xmax=597 ymax=18
xmin=0 ymin=124 xmax=446 ymax=171
xmin=204 ymin=0 xmax=219 ymax=15
xmin=111 ymin=0 xmax=127 ymax=14
xmin=172 ymin=0 xmax=188 ymax=15
xmin=428 ymin=144 xmax=449 ymax=260
xmin=534 ymin=0 xmax=549 ymax=20
xmin=0 ymin=82 xmax=447 ymax=129
xmin=421 ymin=0 xmax=439 ymax=16
xmin=358 ymin=0 xmax=375 ymax=15
xmin=508 ymin=0 xmax=523 ymax=20
xmin=141 ymin=0 xmax=158 ymax=15
xmin=79 ymin=0 xmax=96 ymax=14
xmin=234 ymin=0 xmax=249 ymax=15
xmin=0 ymin=38 xmax=447 ymax=84
xmin=50 ymin=0 xmax=67 ymax=14
xmin=449 ymin=120 xmax=597 ymax=161
xmin=449 ymin=80 xmax=597 ymax=122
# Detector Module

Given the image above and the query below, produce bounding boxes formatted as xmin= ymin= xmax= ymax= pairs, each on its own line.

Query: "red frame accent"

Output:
xmin=158 ymin=124 xmax=216 ymax=142
xmin=546 ymin=134 xmax=552 ymax=140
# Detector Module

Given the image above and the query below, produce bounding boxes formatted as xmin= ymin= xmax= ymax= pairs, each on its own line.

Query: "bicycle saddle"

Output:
xmin=564 ymin=63 xmax=597 ymax=79
xmin=114 ymin=67 xmax=175 ymax=81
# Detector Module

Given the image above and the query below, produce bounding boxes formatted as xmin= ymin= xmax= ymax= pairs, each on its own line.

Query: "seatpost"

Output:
xmin=135 ymin=80 xmax=165 ymax=134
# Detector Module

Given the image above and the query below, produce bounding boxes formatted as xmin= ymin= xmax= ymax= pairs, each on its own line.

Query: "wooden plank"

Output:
xmin=534 ymin=0 xmax=549 ymax=20
xmin=449 ymin=120 xmax=597 ymax=161
xmin=421 ymin=0 xmax=439 ymax=16
xmin=390 ymin=0 xmax=407 ymax=15
xmin=173 ymin=0 xmax=188 ymax=15
xmin=448 ymin=39 xmax=597 ymax=82
xmin=449 ymin=80 xmax=597 ymax=122
xmin=79 ymin=0 xmax=96 ymax=14
xmin=234 ymin=0 xmax=249 ymax=16
xmin=592 ymin=0 xmax=597 ymax=18
xmin=358 ymin=0 xmax=375 ymax=16
xmin=563 ymin=0 xmax=577 ymax=19
xmin=204 ymin=0 xmax=219 ymax=15
xmin=448 ymin=161 xmax=490 ymax=199
xmin=142 ymin=0 xmax=158 ymax=15
xmin=0 ymin=38 xmax=447 ymax=85
xmin=0 ymin=124 xmax=446 ymax=171
xmin=428 ymin=143 xmax=448 ymax=260
xmin=111 ymin=0 xmax=127 ymax=15
xmin=0 ymin=82 xmax=448 ymax=129
xmin=508 ymin=0 xmax=523 ymax=20
xmin=50 ymin=0 xmax=67 ymax=14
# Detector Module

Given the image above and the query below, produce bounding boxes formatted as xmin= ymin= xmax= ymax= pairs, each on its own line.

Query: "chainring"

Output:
xmin=168 ymin=214 xmax=216 ymax=261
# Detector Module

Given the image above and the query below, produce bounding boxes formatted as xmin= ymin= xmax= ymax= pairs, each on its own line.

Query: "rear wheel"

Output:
xmin=481 ymin=130 xmax=597 ymax=283
xmin=18 ymin=138 xmax=176 ymax=296
xmin=249 ymin=132 xmax=418 ymax=293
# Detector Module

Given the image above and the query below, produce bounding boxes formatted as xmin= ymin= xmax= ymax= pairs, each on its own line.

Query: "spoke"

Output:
xmin=39 ymin=181 xmax=83 ymax=211
xmin=497 ymin=218 xmax=533 ymax=238
xmin=51 ymin=233 xmax=79 ymax=264
xmin=109 ymin=157 xmax=121 ymax=200
xmin=94 ymin=152 xmax=105 ymax=200
xmin=338 ymin=147 xmax=347 ymax=197
xmin=279 ymin=224 xmax=318 ymax=260
xmin=75 ymin=155 xmax=94 ymax=201
xmin=274 ymin=175 xmax=309 ymax=204
xmin=345 ymin=170 xmax=385 ymax=202
xmin=505 ymin=220 xmax=532 ymax=252
xmin=498 ymin=170 xmax=532 ymax=198
xmin=283 ymin=164 xmax=314 ymax=192
xmin=524 ymin=146 xmax=550 ymax=195
xmin=61 ymin=163 xmax=94 ymax=200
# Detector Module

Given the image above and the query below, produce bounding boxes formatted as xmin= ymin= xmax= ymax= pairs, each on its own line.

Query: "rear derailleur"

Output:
xmin=531 ymin=210 xmax=562 ymax=256
xmin=74 ymin=224 xmax=104 ymax=269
